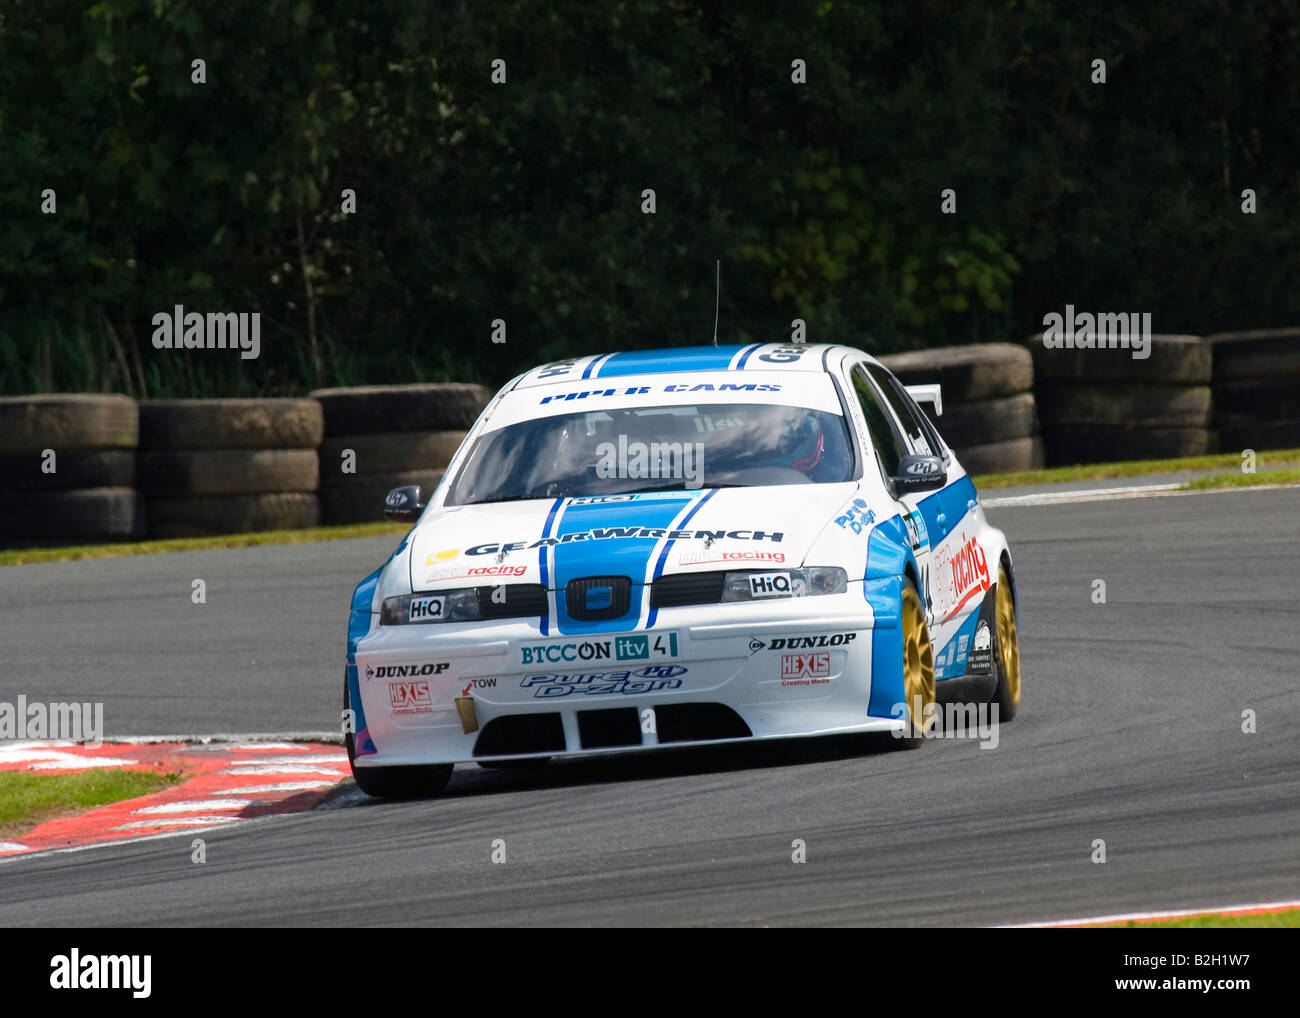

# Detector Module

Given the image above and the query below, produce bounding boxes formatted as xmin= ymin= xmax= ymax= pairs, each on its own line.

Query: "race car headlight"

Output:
xmin=720 ymin=567 xmax=847 ymax=602
xmin=381 ymin=589 xmax=479 ymax=625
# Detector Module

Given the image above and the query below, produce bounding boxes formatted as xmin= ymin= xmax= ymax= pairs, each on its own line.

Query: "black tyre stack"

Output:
xmin=0 ymin=394 xmax=142 ymax=543
xmin=1028 ymin=334 xmax=1213 ymax=464
xmin=1206 ymin=328 xmax=1300 ymax=453
xmin=137 ymin=399 xmax=324 ymax=537
xmin=880 ymin=344 xmax=1044 ymax=474
xmin=308 ymin=383 xmax=492 ymax=524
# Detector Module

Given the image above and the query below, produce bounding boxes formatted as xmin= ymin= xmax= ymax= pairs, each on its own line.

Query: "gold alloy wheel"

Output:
xmin=901 ymin=584 xmax=936 ymax=735
xmin=996 ymin=564 xmax=1021 ymax=708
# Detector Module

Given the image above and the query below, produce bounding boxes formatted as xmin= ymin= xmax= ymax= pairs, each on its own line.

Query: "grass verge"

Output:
xmin=0 ymin=520 xmax=408 ymax=567
xmin=1177 ymin=467 xmax=1300 ymax=491
xmin=1102 ymin=907 xmax=1300 ymax=928
xmin=0 ymin=770 xmax=182 ymax=841
xmin=972 ymin=447 xmax=1300 ymax=489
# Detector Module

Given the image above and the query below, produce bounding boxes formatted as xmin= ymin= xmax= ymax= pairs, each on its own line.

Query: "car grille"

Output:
xmin=565 ymin=575 xmax=631 ymax=621
xmin=475 ymin=583 xmax=549 ymax=619
xmin=650 ymin=570 xmax=726 ymax=608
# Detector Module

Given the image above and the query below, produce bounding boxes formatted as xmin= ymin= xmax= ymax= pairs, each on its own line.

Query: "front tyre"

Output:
xmin=991 ymin=563 xmax=1021 ymax=722
xmin=344 ymin=677 xmax=454 ymax=798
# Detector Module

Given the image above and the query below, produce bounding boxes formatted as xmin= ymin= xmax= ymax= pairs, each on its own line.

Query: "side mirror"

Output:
xmin=891 ymin=454 xmax=946 ymax=495
xmin=384 ymin=485 xmax=425 ymax=523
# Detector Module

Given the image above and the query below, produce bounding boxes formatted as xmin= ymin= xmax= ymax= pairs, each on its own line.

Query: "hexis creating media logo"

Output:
xmin=780 ymin=652 xmax=831 ymax=686
xmin=781 ymin=652 xmax=830 ymax=680
xmin=389 ymin=681 xmax=433 ymax=714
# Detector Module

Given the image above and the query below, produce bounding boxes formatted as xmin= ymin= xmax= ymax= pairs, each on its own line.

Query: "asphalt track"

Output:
xmin=1 ymin=487 xmax=1297 ymax=926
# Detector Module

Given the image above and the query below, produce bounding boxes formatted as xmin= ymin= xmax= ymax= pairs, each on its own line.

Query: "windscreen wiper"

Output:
xmin=619 ymin=482 xmax=750 ymax=494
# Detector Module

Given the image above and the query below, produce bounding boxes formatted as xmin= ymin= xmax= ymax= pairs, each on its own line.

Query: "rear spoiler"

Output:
xmin=905 ymin=383 xmax=943 ymax=417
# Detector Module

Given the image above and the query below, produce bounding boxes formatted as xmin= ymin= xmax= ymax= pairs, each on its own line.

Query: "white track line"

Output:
xmin=130 ymin=800 xmax=251 ymax=815
xmin=210 ymin=781 xmax=338 ymax=795
xmin=29 ymin=757 xmax=136 ymax=770
xmin=109 ymin=732 xmax=343 ymax=745
xmin=224 ymin=754 xmax=345 ymax=766
xmin=1006 ymin=898 xmax=1300 ymax=927
xmin=0 ymin=811 xmax=291 ymax=865
xmin=985 ymin=480 xmax=1300 ymax=508
xmin=983 ymin=483 xmax=1181 ymax=507
xmin=219 ymin=764 xmax=347 ymax=776
xmin=112 ymin=816 xmax=242 ymax=830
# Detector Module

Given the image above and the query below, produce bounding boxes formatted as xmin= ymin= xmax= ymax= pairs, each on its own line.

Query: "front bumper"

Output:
xmin=351 ymin=595 xmax=906 ymax=766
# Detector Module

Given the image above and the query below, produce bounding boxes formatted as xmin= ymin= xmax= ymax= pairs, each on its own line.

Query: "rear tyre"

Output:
xmin=344 ymin=678 xmax=454 ymax=798
xmin=990 ymin=563 xmax=1022 ymax=722
xmin=898 ymin=578 xmax=936 ymax=748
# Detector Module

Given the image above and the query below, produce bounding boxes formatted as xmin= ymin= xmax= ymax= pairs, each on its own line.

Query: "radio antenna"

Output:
xmin=712 ymin=259 xmax=720 ymax=347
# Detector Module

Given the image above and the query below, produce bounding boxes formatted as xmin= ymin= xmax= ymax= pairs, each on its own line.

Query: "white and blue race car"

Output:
xmin=344 ymin=343 xmax=1021 ymax=797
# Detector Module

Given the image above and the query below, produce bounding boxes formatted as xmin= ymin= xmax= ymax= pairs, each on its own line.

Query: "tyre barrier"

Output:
xmin=1043 ymin=426 xmax=1214 ymax=464
xmin=0 ymin=395 xmax=141 ymax=542
xmin=1028 ymin=332 xmax=1211 ymax=385
xmin=309 ymin=383 xmax=490 ymax=523
xmin=146 ymin=492 xmax=320 ymax=539
xmin=137 ymin=399 xmax=323 ymax=536
xmin=138 ymin=398 xmax=323 ymax=451
xmin=1207 ymin=329 xmax=1300 ymax=453
xmin=0 ymin=488 xmax=143 ymax=544
xmin=880 ymin=344 xmax=1043 ymax=473
xmin=3 ymin=335 xmax=1296 ymax=545
xmin=1026 ymin=334 xmax=1214 ymax=464
xmin=955 ymin=436 xmax=1045 ymax=476
xmin=879 ymin=343 xmax=1033 ymax=403
xmin=309 ymin=383 xmax=490 ymax=435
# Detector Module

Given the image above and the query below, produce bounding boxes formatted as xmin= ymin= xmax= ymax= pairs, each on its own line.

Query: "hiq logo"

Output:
xmin=409 ymin=597 xmax=443 ymax=620
xmin=749 ymin=572 xmax=791 ymax=597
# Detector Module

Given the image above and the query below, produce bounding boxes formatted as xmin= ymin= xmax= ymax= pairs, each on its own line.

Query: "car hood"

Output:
xmin=407 ymin=484 xmax=861 ymax=591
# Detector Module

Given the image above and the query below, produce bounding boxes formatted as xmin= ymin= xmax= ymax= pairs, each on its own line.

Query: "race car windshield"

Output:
xmin=444 ymin=403 xmax=855 ymax=505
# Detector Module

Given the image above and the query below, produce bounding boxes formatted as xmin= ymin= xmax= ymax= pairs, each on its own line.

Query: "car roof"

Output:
xmin=510 ymin=343 xmax=874 ymax=390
